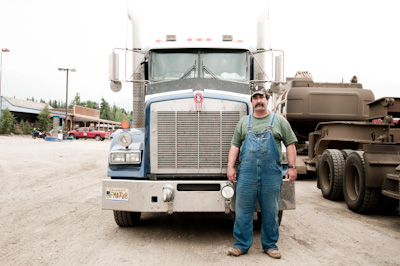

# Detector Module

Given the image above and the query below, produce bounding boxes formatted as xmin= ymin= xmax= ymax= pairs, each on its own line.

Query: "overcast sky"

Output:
xmin=1 ymin=0 xmax=399 ymax=111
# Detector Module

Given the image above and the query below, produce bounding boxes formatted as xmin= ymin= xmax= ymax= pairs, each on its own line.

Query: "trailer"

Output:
xmin=271 ymin=73 xmax=400 ymax=214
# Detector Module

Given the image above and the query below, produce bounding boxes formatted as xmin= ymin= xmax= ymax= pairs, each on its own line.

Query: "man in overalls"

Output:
xmin=226 ymin=85 xmax=297 ymax=259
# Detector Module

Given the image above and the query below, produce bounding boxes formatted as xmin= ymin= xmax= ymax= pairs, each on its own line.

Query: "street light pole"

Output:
xmin=58 ymin=68 xmax=76 ymax=133
xmin=0 ymin=48 xmax=10 ymax=124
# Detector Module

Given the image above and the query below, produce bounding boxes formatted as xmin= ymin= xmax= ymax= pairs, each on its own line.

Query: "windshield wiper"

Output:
xmin=202 ymin=65 xmax=218 ymax=79
xmin=180 ymin=60 xmax=197 ymax=79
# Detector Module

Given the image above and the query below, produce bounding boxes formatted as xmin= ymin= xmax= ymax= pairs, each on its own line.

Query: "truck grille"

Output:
xmin=157 ymin=111 xmax=240 ymax=169
xmin=149 ymin=97 xmax=247 ymax=174
xmin=157 ymin=111 xmax=239 ymax=170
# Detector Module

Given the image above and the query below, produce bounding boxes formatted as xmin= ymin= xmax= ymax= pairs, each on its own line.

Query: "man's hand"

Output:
xmin=227 ymin=145 xmax=240 ymax=183
xmin=285 ymin=143 xmax=297 ymax=183
xmin=227 ymin=166 xmax=237 ymax=183
xmin=285 ymin=168 xmax=297 ymax=183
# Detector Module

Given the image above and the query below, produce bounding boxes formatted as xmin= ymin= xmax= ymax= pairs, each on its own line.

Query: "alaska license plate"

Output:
xmin=105 ymin=187 xmax=129 ymax=201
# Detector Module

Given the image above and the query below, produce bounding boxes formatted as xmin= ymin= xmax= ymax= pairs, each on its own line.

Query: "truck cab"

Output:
xmin=102 ymin=8 xmax=295 ymax=226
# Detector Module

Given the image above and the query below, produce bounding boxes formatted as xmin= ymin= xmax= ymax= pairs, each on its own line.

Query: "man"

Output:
xmin=226 ymin=85 xmax=297 ymax=259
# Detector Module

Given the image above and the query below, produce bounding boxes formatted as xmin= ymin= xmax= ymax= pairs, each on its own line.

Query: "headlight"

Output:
xmin=221 ymin=184 xmax=234 ymax=199
xmin=109 ymin=151 xmax=141 ymax=164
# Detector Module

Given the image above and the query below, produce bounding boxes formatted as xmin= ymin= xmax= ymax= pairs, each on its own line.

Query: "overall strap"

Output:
xmin=247 ymin=115 xmax=252 ymax=132
xmin=268 ymin=113 xmax=276 ymax=130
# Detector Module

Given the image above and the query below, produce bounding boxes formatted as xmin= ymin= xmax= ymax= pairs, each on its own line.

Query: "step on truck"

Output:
xmin=101 ymin=4 xmax=295 ymax=226
xmin=270 ymin=72 xmax=400 ymax=214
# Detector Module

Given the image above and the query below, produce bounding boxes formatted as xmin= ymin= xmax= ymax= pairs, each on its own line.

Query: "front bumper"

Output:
xmin=102 ymin=179 xmax=296 ymax=214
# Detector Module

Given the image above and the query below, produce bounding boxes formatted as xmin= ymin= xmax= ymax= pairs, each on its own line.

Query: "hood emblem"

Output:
xmin=194 ymin=92 xmax=204 ymax=111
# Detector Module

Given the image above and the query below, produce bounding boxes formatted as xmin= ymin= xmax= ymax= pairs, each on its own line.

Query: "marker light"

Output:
xmin=166 ymin=35 xmax=176 ymax=41
xmin=222 ymin=35 xmax=233 ymax=41
xmin=121 ymin=120 xmax=130 ymax=129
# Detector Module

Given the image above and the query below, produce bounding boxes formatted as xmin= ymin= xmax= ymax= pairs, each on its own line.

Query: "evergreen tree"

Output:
xmin=20 ymin=119 xmax=33 ymax=134
xmin=69 ymin=93 xmax=82 ymax=108
xmin=36 ymin=105 xmax=52 ymax=132
xmin=100 ymin=97 xmax=112 ymax=120
xmin=0 ymin=108 xmax=16 ymax=134
xmin=86 ymin=100 xmax=99 ymax=110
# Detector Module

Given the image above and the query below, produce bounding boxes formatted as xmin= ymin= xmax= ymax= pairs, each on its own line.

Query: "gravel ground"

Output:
xmin=0 ymin=135 xmax=399 ymax=265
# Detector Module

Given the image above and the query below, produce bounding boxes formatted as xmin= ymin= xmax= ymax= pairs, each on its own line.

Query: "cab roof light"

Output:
xmin=206 ymin=38 xmax=212 ymax=42
xmin=166 ymin=35 xmax=176 ymax=41
xmin=196 ymin=38 xmax=202 ymax=41
xmin=222 ymin=35 xmax=233 ymax=41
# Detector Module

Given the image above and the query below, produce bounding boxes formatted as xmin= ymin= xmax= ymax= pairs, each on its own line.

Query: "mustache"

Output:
xmin=255 ymin=103 xmax=264 ymax=107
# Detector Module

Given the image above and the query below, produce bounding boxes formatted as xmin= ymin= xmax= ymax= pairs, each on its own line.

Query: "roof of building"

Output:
xmin=2 ymin=96 xmax=53 ymax=114
xmin=4 ymin=96 xmax=53 ymax=109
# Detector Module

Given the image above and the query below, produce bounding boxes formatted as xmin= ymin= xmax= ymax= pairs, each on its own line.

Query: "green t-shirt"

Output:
xmin=230 ymin=112 xmax=298 ymax=158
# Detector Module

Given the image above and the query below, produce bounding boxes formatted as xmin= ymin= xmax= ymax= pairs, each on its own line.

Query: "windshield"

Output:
xmin=201 ymin=51 xmax=247 ymax=81
xmin=150 ymin=49 xmax=247 ymax=82
xmin=151 ymin=51 xmax=197 ymax=81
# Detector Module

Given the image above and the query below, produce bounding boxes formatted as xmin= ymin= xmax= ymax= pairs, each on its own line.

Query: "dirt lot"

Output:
xmin=0 ymin=135 xmax=399 ymax=265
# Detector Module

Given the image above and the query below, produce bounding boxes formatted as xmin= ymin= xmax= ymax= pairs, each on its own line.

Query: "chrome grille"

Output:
xmin=157 ymin=111 xmax=240 ymax=171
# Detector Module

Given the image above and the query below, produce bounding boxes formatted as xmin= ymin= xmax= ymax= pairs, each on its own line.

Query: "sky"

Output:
xmin=1 ymin=0 xmax=400 ymax=112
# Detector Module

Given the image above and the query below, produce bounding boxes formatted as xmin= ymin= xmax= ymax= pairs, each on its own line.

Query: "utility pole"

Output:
xmin=0 ymin=48 xmax=10 ymax=124
xmin=58 ymin=68 xmax=77 ymax=133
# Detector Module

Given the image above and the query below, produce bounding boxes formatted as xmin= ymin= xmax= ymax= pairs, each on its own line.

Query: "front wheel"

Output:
xmin=343 ymin=151 xmax=380 ymax=213
xmin=113 ymin=211 xmax=141 ymax=227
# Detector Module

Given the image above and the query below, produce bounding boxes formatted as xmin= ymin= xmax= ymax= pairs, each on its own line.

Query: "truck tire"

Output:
xmin=340 ymin=149 xmax=354 ymax=159
xmin=113 ymin=211 xmax=141 ymax=227
xmin=95 ymin=135 xmax=101 ymax=141
xmin=343 ymin=151 xmax=380 ymax=213
xmin=318 ymin=149 xmax=345 ymax=200
xmin=69 ymin=134 xmax=75 ymax=139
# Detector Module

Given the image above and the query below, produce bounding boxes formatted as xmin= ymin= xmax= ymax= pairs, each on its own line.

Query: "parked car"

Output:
xmin=68 ymin=127 xmax=110 ymax=141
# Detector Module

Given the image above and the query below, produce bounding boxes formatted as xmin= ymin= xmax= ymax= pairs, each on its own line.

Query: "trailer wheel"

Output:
xmin=340 ymin=149 xmax=354 ymax=159
xmin=343 ymin=151 xmax=380 ymax=213
xmin=113 ymin=211 xmax=141 ymax=227
xmin=95 ymin=135 xmax=101 ymax=141
xmin=318 ymin=149 xmax=345 ymax=200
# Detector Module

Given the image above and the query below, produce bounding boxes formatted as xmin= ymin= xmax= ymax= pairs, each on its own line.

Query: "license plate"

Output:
xmin=105 ymin=187 xmax=129 ymax=201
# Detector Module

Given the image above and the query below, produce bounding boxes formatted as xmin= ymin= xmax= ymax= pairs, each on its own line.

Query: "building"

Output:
xmin=0 ymin=96 xmax=121 ymax=131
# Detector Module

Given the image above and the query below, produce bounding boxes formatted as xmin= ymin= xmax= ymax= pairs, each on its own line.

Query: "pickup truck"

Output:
xmin=68 ymin=127 xmax=110 ymax=141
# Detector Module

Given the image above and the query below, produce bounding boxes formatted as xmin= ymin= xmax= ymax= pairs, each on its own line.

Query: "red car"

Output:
xmin=68 ymin=127 xmax=110 ymax=141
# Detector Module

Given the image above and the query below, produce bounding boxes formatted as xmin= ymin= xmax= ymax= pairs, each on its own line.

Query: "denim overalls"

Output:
xmin=233 ymin=113 xmax=283 ymax=253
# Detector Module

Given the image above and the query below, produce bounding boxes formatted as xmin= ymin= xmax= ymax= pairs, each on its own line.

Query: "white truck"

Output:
xmin=102 ymin=4 xmax=295 ymax=226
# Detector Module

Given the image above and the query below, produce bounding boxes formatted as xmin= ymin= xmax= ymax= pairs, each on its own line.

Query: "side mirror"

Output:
xmin=274 ymin=54 xmax=283 ymax=83
xmin=270 ymin=54 xmax=284 ymax=94
xmin=109 ymin=53 xmax=121 ymax=92
xmin=109 ymin=53 xmax=119 ymax=81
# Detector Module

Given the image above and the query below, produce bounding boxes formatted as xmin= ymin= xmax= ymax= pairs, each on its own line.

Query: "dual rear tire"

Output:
xmin=318 ymin=149 xmax=380 ymax=213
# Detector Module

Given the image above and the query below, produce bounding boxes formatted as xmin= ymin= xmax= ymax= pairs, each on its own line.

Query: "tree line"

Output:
xmin=28 ymin=93 xmax=132 ymax=121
